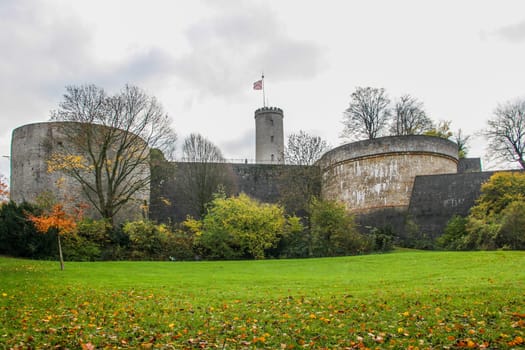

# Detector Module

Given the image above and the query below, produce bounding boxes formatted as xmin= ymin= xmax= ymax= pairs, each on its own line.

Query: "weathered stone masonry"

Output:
xmin=12 ymin=121 xmax=508 ymax=238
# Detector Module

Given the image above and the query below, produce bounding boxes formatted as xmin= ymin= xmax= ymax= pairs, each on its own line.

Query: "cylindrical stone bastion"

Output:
xmin=317 ymin=135 xmax=458 ymax=213
xmin=11 ymin=122 xmax=150 ymax=222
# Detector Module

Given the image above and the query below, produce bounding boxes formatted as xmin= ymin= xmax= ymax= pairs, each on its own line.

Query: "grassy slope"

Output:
xmin=1 ymin=251 xmax=524 ymax=348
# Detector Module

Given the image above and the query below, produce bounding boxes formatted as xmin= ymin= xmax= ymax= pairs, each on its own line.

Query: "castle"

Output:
xmin=10 ymin=106 xmax=496 ymax=239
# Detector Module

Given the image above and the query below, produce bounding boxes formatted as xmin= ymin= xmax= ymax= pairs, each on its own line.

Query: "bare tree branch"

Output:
xmin=178 ymin=133 xmax=235 ymax=218
xmin=483 ymin=99 xmax=525 ymax=169
xmin=390 ymin=94 xmax=433 ymax=135
xmin=285 ymin=130 xmax=330 ymax=165
xmin=49 ymin=84 xmax=177 ymax=225
xmin=341 ymin=87 xmax=391 ymax=141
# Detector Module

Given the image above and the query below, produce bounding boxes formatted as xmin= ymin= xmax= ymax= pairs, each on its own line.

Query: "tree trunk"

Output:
xmin=57 ymin=231 xmax=64 ymax=271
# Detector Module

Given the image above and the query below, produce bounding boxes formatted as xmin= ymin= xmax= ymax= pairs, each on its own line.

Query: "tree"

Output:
xmin=470 ymin=171 xmax=525 ymax=218
xmin=390 ymin=94 xmax=433 ymax=136
xmin=27 ymin=204 xmax=81 ymax=270
xmin=342 ymin=87 xmax=390 ymax=140
xmin=178 ymin=133 xmax=235 ymax=218
xmin=424 ymin=120 xmax=453 ymax=139
xmin=285 ymin=130 xmax=330 ymax=165
xmin=48 ymin=84 xmax=177 ymax=226
xmin=483 ymin=98 xmax=525 ymax=169
xmin=0 ymin=174 xmax=8 ymax=203
xmin=453 ymin=129 xmax=471 ymax=159
xmin=442 ymin=172 xmax=525 ymax=251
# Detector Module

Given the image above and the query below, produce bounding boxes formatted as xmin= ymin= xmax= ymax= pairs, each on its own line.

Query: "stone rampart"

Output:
xmin=408 ymin=171 xmax=495 ymax=237
xmin=317 ymin=135 xmax=458 ymax=213
xmin=149 ymin=162 xmax=320 ymax=222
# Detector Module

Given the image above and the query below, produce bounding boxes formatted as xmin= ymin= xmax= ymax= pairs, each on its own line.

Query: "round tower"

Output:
xmin=254 ymin=107 xmax=284 ymax=164
xmin=316 ymin=135 xmax=459 ymax=213
xmin=11 ymin=122 xmax=150 ymax=223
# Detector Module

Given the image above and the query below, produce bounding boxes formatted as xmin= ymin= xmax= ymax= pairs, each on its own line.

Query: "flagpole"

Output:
xmin=262 ymin=73 xmax=265 ymax=107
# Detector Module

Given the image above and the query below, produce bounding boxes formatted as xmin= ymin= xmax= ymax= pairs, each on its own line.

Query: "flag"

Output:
xmin=253 ymin=79 xmax=263 ymax=90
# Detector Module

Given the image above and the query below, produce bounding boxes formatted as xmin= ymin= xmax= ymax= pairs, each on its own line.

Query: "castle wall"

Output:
xmin=408 ymin=171 xmax=495 ymax=237
xmin=317 ymin=136 xmax=459 ymax=213
xmin=149 ymin=162 xmax=320 ymax=223
xmin=457 ymin=158 xmax=482 ymax=173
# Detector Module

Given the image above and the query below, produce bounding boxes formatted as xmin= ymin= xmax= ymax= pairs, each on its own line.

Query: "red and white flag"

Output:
xmin=253 ymin=79 xmax=263 ymax=90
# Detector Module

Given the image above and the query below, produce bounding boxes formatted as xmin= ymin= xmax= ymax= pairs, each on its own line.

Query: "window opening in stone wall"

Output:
xmin=271 ymin=154 xmax=274 ymax=162
xmin=270 ymin=118 xmax=274 ymax=126
xmin=271 ymin=135 xmax=274 ymax=143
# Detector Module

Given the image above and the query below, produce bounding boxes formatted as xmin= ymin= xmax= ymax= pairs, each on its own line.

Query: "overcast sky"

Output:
xmin=1 ymin=0 xmax=525 ymax=180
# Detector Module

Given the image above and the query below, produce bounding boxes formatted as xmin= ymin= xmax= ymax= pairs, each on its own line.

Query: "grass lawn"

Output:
xmin=0 ymin=251 xmax=524 ymax=349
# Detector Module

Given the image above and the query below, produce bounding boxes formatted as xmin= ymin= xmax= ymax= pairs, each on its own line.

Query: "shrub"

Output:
xmin=0 ymin=201 xmax=55 ymax=258
xmin=62 ymin=219 xmax=111 ymax=261
xmin=496 ymin=201 xmax=525 ymax=249
xmin=437 ymin=215 xmax=469 ymax=250
xmin=309 ymin=198 xmax=369 ymax=257
xmin=456 ymin=172 xmax=525 ymax=251
xmin=368 ymin=226 xmax=395 ymax=252
xmin=123 ymin=220 xmax=179 ymax=260
xmin=194 ymin=193 xmax=297 ymax=260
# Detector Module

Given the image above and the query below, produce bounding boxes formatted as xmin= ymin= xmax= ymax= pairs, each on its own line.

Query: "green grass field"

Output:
xmin=1 ymin=251 xmax=524 ymax=349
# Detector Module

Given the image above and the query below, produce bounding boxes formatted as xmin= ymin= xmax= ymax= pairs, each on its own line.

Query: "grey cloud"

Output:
xmin=493 ymin=20 xmax=525 ymax=43
xmin=220 ymin=129 xmax=255 ymax=160
xmin=173 ymin=4 xmax=324 ymax=98
xmin=91 ymin=48 xmax=177 ymax=91
xmin=0 ymin=0 xmax=177 ymax=136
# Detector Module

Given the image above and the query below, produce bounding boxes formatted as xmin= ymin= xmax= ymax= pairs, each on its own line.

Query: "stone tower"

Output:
xmin=10 ymin=122 xmax=150 ymax=223
xmin=254 ymin=107 xmax=284 ymax=164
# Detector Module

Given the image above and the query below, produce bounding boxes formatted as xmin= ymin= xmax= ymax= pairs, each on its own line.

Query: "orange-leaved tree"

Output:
xmin=27 ymin=204 xmax=82 ymax=270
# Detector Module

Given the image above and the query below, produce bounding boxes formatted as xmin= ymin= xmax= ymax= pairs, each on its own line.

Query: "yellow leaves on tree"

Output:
xmin=0 ymin=174 xmax=9 ymax=203
xmin=47 ymin=154 xmax=91 ymax=173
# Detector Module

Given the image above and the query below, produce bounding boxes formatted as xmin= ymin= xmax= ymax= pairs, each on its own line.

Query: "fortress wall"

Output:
xmin=408 ymin=171 xmax=495 ymax=237
xmin=457 ymin=158 xmax=482 ymax=173
xmin=149 ymin=162 xmax=320 ymax=223
xmin=317 ymin=136 xmax=459 ymax=213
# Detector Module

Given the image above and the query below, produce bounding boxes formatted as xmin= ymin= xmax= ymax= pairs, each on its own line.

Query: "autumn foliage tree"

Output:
xmin=27 ymin=204 xmax=81 ymax=270
xmin=439 ymin=171 xmax=525 ymax=250
xmin=0 ymin=174 xmax=8 ymax=203
xmin=48 ymin=84 xmax=177 ymax=226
